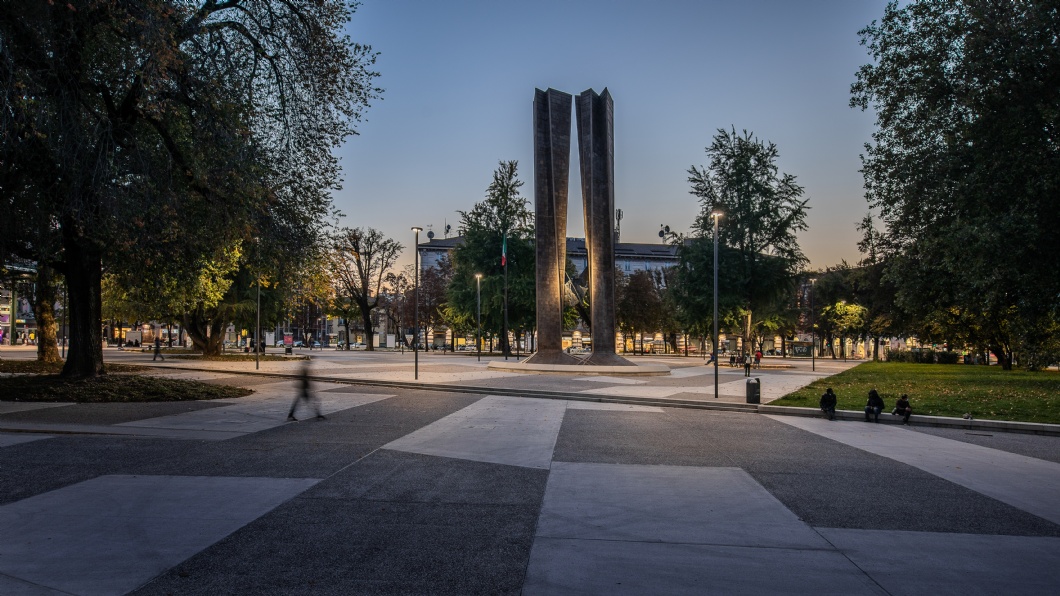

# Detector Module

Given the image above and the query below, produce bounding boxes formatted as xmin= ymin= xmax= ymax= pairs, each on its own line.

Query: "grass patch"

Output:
xmin=0 ymin=373 xmax=252 ymax=403
xmin=772 ymin=361 xmax=1060 ymax=424
xmin=0 ymin=360 xmax=142 ymax=375
xmin=170 ymin=354 xmax=308 ymax=362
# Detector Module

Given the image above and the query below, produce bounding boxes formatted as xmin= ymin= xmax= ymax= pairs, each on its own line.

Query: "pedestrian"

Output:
xmin=754 ymin=350 xmax=763 ymax=369
xmin=820 ymin=387 xmax=837 ymax=420
xmin=865 ymin=388 xmax=885 ymax=422
xmin=288 ymin=361 xmax=325 ymax=421
xmin=729 ymin=353 xmax=736 ymax=367
xmin=893 ymin=394 xmax=913 ymax=424
xmin=743 ymin=354 xmax=752 ymax=377
xmin=153 ymin=336 xmax=165 ymax=361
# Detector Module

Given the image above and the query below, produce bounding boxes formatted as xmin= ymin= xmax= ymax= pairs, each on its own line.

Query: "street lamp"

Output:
xmin=712 ymin=211 xmax=722 ymax=400
xmin=810 ymin=278 xmax=817 ymax=372
xmin=254 ymin=237 xmax=261 ymax=371
xmin=475 ymin=273 xmax=482 ymax=362
xmin=411 ymin=227 xmax=422 ymax=380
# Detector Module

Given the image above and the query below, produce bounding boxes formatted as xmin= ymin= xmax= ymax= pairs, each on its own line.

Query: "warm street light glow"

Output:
xmin=475 ymin=273 xmax=482 ymax=362
xmin=412 ymin=227 xmax=422 ymax=379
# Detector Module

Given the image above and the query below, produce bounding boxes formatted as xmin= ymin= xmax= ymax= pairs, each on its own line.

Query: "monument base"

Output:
xmin=488 ymin=354 xmax=670 ymax=376
xmin=522 ymin=349 xmax=582 ymax=366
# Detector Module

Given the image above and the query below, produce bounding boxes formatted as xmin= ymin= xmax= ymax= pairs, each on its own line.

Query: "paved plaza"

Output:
xmin=1 ymin=346 xmax=1059 ymax=594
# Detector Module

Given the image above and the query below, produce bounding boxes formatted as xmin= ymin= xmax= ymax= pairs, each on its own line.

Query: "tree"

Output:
xmin=686 ymin=128 xmax=809 ymax=351
xmin=449 ymin=161 xmax=534 ymax=357
xmin=616 ymin=270 xmax=663 ymax=355
xmin=852 ymin=0 xmax=1060 ymax=369
xmin=0 ymin=1 xmax=380 ymax=376
xmin=330 ymin=228 xmax=402 ymax=351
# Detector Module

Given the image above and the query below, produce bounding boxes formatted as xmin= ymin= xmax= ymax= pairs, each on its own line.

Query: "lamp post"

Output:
xmin=475 ymin=273 xmax=482 ymax=362
xmin=254 ymin=237 xmax=261 ymax=370
xmin=810 ymin=278 xmax=817 ymax=372
xmin=411 ymin=227 xmax=422 ymax=380
xmin=712 ymin=211 xmax=722 ymax=399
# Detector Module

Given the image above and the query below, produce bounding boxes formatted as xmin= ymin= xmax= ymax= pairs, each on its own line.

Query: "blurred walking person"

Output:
xmin=288 ymin=361 xmax=324 ymax=421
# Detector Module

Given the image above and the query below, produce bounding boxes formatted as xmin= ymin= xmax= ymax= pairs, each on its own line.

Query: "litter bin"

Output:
xmin=284 ymin=347 xmax=293 ymax=355
xmin=746 ymin=378 xmax=761 ymax=404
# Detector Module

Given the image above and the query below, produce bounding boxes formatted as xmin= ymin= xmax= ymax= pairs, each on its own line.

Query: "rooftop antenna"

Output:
xmin=444 ymin=221 xmax=452 ymax=238
xmin=426 ymin=225 xmax=435 ymax=241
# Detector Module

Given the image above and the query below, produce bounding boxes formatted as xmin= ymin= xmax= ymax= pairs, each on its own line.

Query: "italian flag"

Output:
xmin=501 ymin=232 xmax=507 ymax=267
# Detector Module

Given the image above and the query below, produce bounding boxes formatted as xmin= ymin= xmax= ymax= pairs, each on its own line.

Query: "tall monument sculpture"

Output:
xmin=576 ymin=88 xmax=630 ymax=366
xmin=526 ymin=87 xmax=631 ymax=366
xmin=526 ymin=88 xmax=580 ymax=365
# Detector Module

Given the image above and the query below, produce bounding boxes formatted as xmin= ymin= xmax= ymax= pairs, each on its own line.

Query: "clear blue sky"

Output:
xmin=335 ymin=0 xmax=889 ymax=270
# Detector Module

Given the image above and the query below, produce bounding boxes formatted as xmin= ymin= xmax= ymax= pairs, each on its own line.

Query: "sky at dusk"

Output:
xmin=334 ymin=0 xmax=891 ymax=270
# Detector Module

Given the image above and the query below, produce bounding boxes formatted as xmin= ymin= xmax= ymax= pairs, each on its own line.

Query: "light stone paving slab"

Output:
xmin=525 ymin=463 xmax=881 ymax=595
xmin=535 ymin=463 xmax=831 ymax=548
xmin=0 ymin=475 xmax=318 ymax=596
xmin=571 ymin=375 xmax=647 ymax=385
xmin=0 ymin=402 xmax=72 ymax=415
xmin=818 ymin=528 xmax=1060 ymax=596
xmin=383 ymin=395 xmax=568 ymax=469
xmin=767 ymin=415 xmax=1060 ymax=526
xmin=0 ymin=432 xmax=51 ymax=448
xmin=118 ymin=389 xmax=393 ymax=436
xmin=565 ymin=402 xmax=664 ymax=413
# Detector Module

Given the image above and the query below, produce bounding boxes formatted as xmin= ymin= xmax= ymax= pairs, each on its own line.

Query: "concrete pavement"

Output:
xmin=1 ymin=346 xmax=1059 ymax=594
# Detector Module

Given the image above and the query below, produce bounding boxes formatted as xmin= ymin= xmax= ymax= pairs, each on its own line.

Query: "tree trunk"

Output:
xmin=32 ymin=263 xmax=62 ymax=363
xmin=61 ymin=230 xmax=105 ymax=378
xmin=184 ymin=307 xmax=225 ymax=356
xmin=360 ymin=306 xmax=374 ymax=351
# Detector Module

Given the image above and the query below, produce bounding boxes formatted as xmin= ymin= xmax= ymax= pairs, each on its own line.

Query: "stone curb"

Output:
xmin=758 ymin=405 xmax=1060 ymax=436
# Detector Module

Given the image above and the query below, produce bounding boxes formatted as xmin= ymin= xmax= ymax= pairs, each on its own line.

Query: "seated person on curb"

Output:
xmin=893 ymin=394 xmax=912 ymax=424
xmin=820 ymin=388 xmax=837 ymax=420
xmin=865 ymin=388 xmax=885 ymax=422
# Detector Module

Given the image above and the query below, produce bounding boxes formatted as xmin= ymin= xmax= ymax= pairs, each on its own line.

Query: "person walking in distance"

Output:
xmin=288 ymin=361 xmax=325 ymax=421
xmin=152 ymin=336 xmax=165 ymax=361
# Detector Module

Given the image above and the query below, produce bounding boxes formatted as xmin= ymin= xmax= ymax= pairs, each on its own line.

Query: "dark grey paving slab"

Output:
xmin=819 ymin=528 xmax=1060 ymax=595
xmin=911 ymin=425 xmax=1060 ymax=464
xmin=0 ymin=432 xmax=51 ymax=448
xmin=0 ymin=475 xmax=317 ymax=596
xmin=0 ymin=437 xmax=186 ymax=505
xmin=555 ymin=408 xmax=1060 ymax=536
xmin=524 ymin=538 xmax=884 ymax=595
xmin=136 ymin=450 xmax=547 ymax=595
xmin=0 ymin=401 xmax=227 ymax=426
xmin=769 ymin=415 xmax=1060 ymax=526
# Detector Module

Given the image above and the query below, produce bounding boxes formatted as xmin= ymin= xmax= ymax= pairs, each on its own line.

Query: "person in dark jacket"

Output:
xmin=865 ymin=388 xmax=885 ymax=422
xmin=152 ymin=336 xmax=165 ymax=362
xmin=894 ymin=394 xmax=912 ymax=424
xmin=820 ymin=388 xmax=838 ymax=420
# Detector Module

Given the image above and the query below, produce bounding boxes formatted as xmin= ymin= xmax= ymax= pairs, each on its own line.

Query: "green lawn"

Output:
xmin=771 ymin=362 xmax=1060 ymax=424
xmin=0 ymin=360 xmax=251 ymax=402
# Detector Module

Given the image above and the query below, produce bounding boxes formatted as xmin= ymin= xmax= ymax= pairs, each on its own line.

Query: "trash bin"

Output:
xmin=284 ymin=347 xmax=293 ymax=355
xmin=746 ymin=378 xmax=761 ymax=404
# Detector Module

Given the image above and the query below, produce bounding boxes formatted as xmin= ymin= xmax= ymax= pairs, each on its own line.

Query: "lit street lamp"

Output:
xmin=411 ymin=226 xmax=422 ymax=380
xmin=475 ymin=273 xmax=482 ymax=362
xmin=712 ymin=211 xmax=722 ymax=400
xmin=810 ymin=278 xmax=817 ymax=372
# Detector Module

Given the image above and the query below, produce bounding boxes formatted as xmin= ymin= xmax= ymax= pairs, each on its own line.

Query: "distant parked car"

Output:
xmin=350 ymin=342 xmax=365 ymax=350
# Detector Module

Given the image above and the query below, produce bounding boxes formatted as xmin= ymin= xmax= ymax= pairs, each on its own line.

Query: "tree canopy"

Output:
xmin=448 ymin=161 xmax=534 ymax=356
xmin=1 ymin=0 xmax=380 ymax=375
xmin=852 ymin=0 xmax=1060 ymax=369
xmin=682 ymin=127 xmax=809 ymax=350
